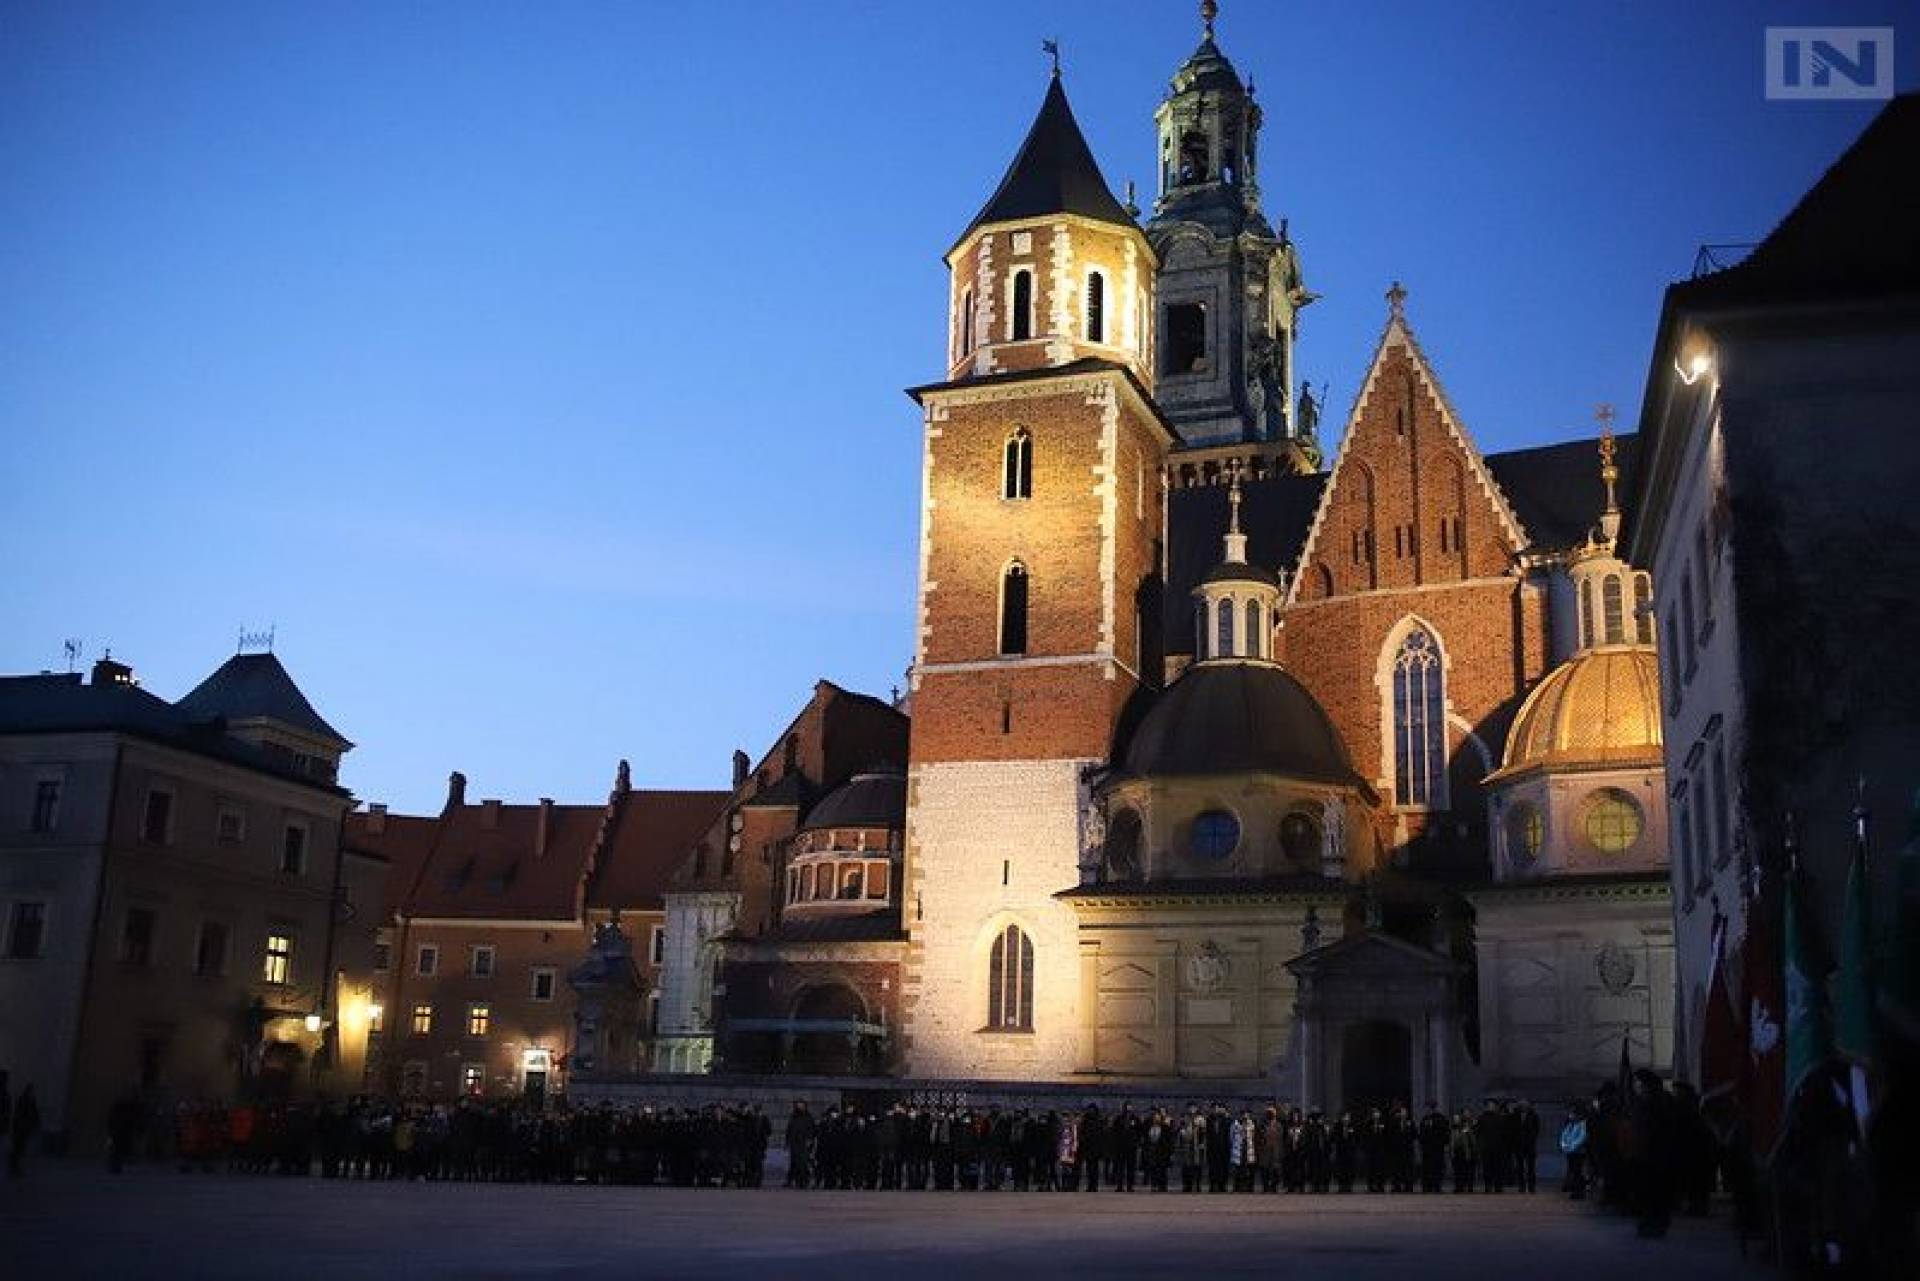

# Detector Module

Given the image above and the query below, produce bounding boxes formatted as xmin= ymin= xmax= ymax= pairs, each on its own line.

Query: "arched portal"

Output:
xmin=1341 ymin=1019 xmax=1412 ymax=1112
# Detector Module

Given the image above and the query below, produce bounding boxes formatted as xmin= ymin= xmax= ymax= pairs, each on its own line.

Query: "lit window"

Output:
xmin=1003 ymin=431 xmax=1032 ymax=500
xmin=30 ymin=779 xmax=60 ymax=834
xmin=470 ymin=945 xmax=495 ymax=978
xmin=1507 ymin=805 xmax=1543 ymax=867
xmin=367 ymin=1003 xmax=384 ymax=1034
xmin=467 ymin=1003 xmax=490 ymax=1037
xmin=1190 ymin=809 xmax=1240 ymax=860
xmin=461 ymin=1063 xmax=484 ymax=1096
xmin=1086 ymin=270 xmax=1106 ymax=343
xmin=531 ymin=967 xmax=556 ymax=1001
xmin=987 ymin=923 xmax=1034 ymax=1031
xmin=999 ymin=563 xmax=1029 ymax=656
xmin=416 ymin=944 xmax=438 ymax=976
xmin=411 ymin=1003 xmax=433 ymax=1035
xmin=1585 ymin=790 xmax=1643 ymax=853
xmin=5 ymin=902 xmax=47 ymax=959
xmin=262 ymin=933 xmax=294 ymax=985
xmin=1391 ymin=627 xmax=1447 ymax=808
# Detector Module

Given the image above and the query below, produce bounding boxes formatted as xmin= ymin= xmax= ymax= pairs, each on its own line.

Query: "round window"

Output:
xmin=1507 ymin=804 xmax=1543 ymax=866
xmin=1190 ymin=809 xmax=1240 ymax=860
xmin=1585 ymin=790 xmax=1643 ymax=853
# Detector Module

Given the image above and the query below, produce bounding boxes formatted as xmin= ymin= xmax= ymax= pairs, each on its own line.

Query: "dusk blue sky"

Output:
xmin=2 ymin=1 xmax=1909 ymax=812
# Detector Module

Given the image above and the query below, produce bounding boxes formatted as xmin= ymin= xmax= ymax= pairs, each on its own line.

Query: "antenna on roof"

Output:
xmin=237 ymin=624 xmax=276 ymax=655
xmin=63 ymin=638 xmax=83 ymax=673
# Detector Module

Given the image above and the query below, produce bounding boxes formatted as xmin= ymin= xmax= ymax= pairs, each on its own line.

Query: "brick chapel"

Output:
xmin=642 ymin=6 xmax=1681 ymax=1114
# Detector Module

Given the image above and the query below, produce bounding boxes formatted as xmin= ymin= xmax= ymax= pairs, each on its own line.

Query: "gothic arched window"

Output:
xmin=988 ymin=923 xmax=1034 ymax=1030
xmin=1602 ymin=574 xmax=1625 ymax=644
xmin=1245 ymin=599 xmax=1263 ymax=659
xmin=1086 ymin=271 xmax=1106 ymax=343
xmin=1011 ymin=270 xmax=1033 ymax=342
xmin=999 ymin=562 xmax=1029 ymax=656
xmin=1391 ymin=627 xmax=1447 ymax=808
xmin=1003 ymin=430 xmax=1032 ymax=500
xmin=1216 ymin=598 xmax=1236 ymax=659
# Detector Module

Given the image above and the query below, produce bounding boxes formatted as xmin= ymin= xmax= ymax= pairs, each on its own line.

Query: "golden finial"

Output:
xmin=1222 ymin=459 xmax=1248 ymax=564
xmin=1202 ymin=0 xmax=1218 ymax=39
xmin=1596 ymin=403 xmax=1621 ymax=543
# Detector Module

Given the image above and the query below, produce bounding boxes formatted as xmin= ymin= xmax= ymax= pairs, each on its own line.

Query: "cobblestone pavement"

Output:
xmin=0 ymin=1162 xmax=1763 ymax=1280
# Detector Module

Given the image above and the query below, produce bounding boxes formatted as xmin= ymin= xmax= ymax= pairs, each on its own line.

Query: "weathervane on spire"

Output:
xmin=1042 ymin=38 xmax=1060 ymax=77
xmin=1596 ymin=403 xmax=1622 ymax=542
xmin=1386 ymin=280 xmax=1408 ymax=321
xmin=1202 ymin=0 xmax=1218 ymax=40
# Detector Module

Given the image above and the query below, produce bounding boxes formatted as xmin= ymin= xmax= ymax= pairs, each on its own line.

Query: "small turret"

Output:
xmin=1191 ymin=464 xmax=1283 ymax=661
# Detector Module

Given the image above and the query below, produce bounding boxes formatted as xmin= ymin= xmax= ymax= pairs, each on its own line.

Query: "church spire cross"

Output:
xmin=1202 ymin=0 xmax=1218 ymax=39
xmin=1386 ymin=280 xmax=1408 ymax=320
xmin=1042 ymin=38 xmax=1061 ymax=77
xmin=1222 ymin=462 xmax=1248 ymax=564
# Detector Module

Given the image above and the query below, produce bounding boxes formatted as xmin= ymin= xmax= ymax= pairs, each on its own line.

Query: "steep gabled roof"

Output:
xmin=952 ymin=74 xmax=1136 ymax=253
xmin=585 ymin=789 xmax=731 ymax=912
xmin=1286 ymin=310 xmax=1528 ymax=602
xmin=1484 ymin=434 xmax=1638 ymax=552
xmin=176 ymin=652 xmax=349 ymax=747
xmin=394 ymin=801 xmax=605 ymax=922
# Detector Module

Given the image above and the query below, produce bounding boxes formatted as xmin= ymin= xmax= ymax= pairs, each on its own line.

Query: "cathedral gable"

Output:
xmin=1289 ymin=305 xmax=1528 ymax=603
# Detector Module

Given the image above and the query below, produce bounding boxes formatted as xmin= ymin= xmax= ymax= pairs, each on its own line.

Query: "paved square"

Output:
xmin=0 ymin=1161 xmax=1757 ymax=1279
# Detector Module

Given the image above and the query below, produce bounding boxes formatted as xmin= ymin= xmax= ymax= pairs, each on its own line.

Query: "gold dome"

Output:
xmin=1490 ymin=645 xmax=1663 ymax=781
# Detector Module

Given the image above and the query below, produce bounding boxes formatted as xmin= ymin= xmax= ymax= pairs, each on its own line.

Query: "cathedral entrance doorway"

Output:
xmin=1340 ymin=1019 xmax=1412 ymax=1111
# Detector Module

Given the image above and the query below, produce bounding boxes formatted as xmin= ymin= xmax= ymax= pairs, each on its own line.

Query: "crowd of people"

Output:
xmin=137 ymin=1093 xmax=1560 ymax=1196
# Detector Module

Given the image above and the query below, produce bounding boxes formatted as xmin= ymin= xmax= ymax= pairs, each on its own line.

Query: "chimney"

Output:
xmin=366 ymin=803 xmax=388 ymax=836
xmin=732 ymin=750 xmax=750 ymax=788
xmin=536 ymin=798 xmax=554 ymax=859
xmin=91 ymin=656 xmax=137 ymax=688
xmin=446 ymin=771 xmax=467 ymax=810
xmin=481 ymin=799 xmax=502 ymax=829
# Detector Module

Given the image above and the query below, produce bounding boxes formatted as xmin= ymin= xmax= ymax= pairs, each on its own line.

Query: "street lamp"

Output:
xmin=304 ymin=1012 xmax=323 ymax=1033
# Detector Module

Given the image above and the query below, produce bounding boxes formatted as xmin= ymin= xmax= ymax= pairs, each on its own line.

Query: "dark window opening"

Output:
xmin=7 ymin=901 xmax=47 ymax=958
xmin=999 ymin=563 xmax=1029 ymax=656
xmin=1003 ymin=431 xmax=1032 ymax=499
xmin=959 ymin=288 xmax=975 ymax=356
xmin=142 ymin=789 xmax=172 ymax=844
xmin=1011 ymin=271 xmax=1033 ymax=341
xmin=1163 ymin=303 xmax=1206 ymax=375
xmin=30 ymin=780 xmax=59 ymax=833
xmin=1178 ymin=130 xmax=1208 ymax=183
xmin=1086 ymin=272 xmax=1106 ymax=343
xmin=122 ymin=907 xmax=155 ymax=966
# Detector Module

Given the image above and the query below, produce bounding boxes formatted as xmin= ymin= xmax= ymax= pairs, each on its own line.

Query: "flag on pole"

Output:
xmin=1834 ymin=790 xmax=1879 ymax=1136
xmin=1783 ymin=859 xmax=1834 ymax=1121
xmin=1699 ymin=910 xmax=1743 ymax=1140
xmin=1746 ymin=862 xmax=1787 ymax=1163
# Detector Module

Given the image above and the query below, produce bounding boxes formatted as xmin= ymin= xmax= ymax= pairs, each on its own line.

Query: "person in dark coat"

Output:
xmin=1627 ymin=1070 xmax=1676 ymax=1238
xmin=784 ymin=1102 xmax=815 ymax=1188
xmin=9 ymin=1085 xmax=40 ymax=1176
xmin=1418 ymin=1102 xmax=1450 ymax=1193
xmin=1514 ymin=1100 xmax=1541 ymax=1193
xmin=108 ymin=1089 xmax=145 ymax=1174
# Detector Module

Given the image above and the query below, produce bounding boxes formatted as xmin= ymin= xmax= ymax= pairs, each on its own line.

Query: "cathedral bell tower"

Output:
xmin=1148 ymin=2 xmax=1315 ymax=462
xmin=901 ymin=67 xmax=1177 ymax=1081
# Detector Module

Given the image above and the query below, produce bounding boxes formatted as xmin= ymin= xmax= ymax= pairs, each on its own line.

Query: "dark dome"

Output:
xmin=1200 ymin=560 xmax=1282 ymax=588
xmin=797 ymin=770 xmax=906 ymax=834
xmin=1122 ymin=662 xmax=1357 ymax=783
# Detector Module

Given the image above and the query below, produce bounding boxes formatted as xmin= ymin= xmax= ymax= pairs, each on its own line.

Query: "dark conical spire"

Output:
xmin=954 ymin=75 xmax=1136 ymax=249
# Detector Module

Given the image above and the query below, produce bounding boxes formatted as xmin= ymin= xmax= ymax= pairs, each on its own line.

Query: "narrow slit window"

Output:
xmin=1086 ymin=271 xmax=1106 ymax=343
xmin=1003 ymin=431 xmax=1032 ymax=499
xmin=999 ymin=563 xmax=1029 ymax=656
xmin=1011 ymin=270 xmax=1033 ymax=341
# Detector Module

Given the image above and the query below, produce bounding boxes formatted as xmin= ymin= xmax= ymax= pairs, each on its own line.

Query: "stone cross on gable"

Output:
xmin=1386 ymin=280 xmax=1408 ymax=320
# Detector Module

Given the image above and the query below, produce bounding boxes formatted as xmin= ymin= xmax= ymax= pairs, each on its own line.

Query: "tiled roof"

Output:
xmin=1483 ymin=433 xmax=1638 ymax=552
xmin=0 ymin=670 xmax=342 ymax=793
xmin=954 ymin=75 xmax=1135 ymax=252
xmin=175 ymin=652 xmax=349 ymax=746
xmin=390 ymin=801 xmax=604 ymax=922
xmin=585 ymin=789 xmax=731 ymax=912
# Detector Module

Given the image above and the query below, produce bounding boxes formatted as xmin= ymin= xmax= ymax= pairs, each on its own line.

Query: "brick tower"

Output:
xmin=900 ymin=69 xmax=1177 ymax=1079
